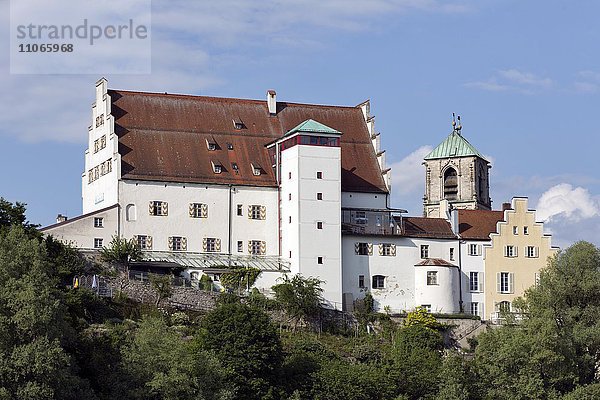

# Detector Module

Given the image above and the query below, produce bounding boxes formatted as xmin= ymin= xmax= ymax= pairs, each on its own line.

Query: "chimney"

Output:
xmin=502 ymin=202 xmax=512 ymax=211
xmin=56 ymin=214 xmax=68 ymax=223
xmin=267 ymin=90 xmax=276 ymax=115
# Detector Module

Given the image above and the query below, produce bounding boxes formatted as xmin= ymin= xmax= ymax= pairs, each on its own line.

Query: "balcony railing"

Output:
xmin=341 ymin=208 xmax=404 ymax=236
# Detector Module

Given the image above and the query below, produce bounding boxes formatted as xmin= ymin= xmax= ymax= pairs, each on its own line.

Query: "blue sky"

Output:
xmin=1 ymin=0 xmax=599 ymax=248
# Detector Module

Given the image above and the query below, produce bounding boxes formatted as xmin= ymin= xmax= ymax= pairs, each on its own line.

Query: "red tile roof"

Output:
xmin=415 ymin=258 xmax=457 ymax=267
xmin=458 ymin=209 xmax=504 ymax=240
xmin=110 ymin=90 xmax=388 ymax=193
xmin=401 ymin=217 xmax=456 ymax=239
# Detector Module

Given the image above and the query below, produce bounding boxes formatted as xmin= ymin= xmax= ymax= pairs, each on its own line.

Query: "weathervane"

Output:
xmin=452 ymin=113 xmax=462 ymax=134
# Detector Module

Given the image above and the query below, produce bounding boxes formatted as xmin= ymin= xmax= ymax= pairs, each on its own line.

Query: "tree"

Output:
xmin=403 ymin=306 xmax=441 ymax=330
xmin=0 ymin=226 xmax=95 ymax=400
xmin=272 ymin=274 xmax=323 ymax=330
xmin=0 ymin=197 xmax=39 ymax=237
xmin=385 ymin=325 xmax=444 ymax=399
xmin=148 ymin=273 xmax=173 ymax=307
xmin=100 ymin=235 xmax=141 ymax=271
xmin=196 ymin=302 xmax=284 ymax=400
xmin=121 ymin=317 xmax=229 ymax=400
xmin=472 ymin=242 xmax=600 ymax=399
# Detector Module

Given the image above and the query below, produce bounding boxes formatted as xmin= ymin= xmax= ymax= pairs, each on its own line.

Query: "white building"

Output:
xmin=42 ymin=78 xmax=554 ymax=316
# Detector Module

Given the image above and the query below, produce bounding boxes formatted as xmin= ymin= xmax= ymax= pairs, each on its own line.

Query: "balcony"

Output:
xmin=341 ymin=208 xmax=406 ymax=236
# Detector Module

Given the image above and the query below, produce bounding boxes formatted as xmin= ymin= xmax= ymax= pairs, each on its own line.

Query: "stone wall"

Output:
xmin=105 ymin=275 xmax=218 ymax=311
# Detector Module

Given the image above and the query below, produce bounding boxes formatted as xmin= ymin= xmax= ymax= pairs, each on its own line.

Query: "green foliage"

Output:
xmin=272 ymin=274 xmax=323 ymax=329
xmin=313 ymin=360 xmax=394 ymax=400
xmin=220 ymin=265 xmax=261 ymax=291
xmin=0 ymin=197 xmax=39 ymax=237
xmin=148 ymin=273 xmax=173 ymax=306
xmin=0 ymin=226 xmax=95 ymax=400
xmin=403 ymin=306 xmax=441 ymax=329
xmin=435 ymin=352 xmax=474 ymax=400
xmin=386 ymin=325 xmax=444 ymax=399
xmin=122 ymin=317 xmax=229 ymax=400
xmin=562 ymin=383 xmax=600 ymax=400
xmin=247 ymin=288 xmax=279 ymax=311
xmin=99 ymin=235 xmax=141 ymax=268
xmin=197 ymin=302 xmax=283 ymax=400
xmin=354 ymin=293 xmax=377 ymax=330
xmin=199 ymin=273 xmax=214 ymax=291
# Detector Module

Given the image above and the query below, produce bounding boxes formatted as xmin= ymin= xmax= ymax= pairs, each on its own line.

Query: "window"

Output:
xmin=233 ymin=120 xmax=245 ymax=130
xmin=212 ymin=163 xmax=222 ymax=174
xmin=523 ymin=226 xmax=529 ymax=235
xmin=204 ymin=237 xmax=219 ymax=253
xmin=227 ymin=143 xmax=234 ymax=150
xmin=231 ymin=163 xmax=239 ymax=173
xmin=93 ymin=217 xmax=104 ymax=228
xmin=526 ymin=246 xmax=538 ymax=258
xmin=354 ymin=211 xmax=368 ymax=224
xmin=427 ymin=271 xmax=438 ymax=285
xmin=443 ymin=167 xmax=458 ymax=200
xmin=317 ymin=221 xmax=323 ymax=230
xmin=496 ymin=301 xmax=511 ymax=313
xmin=249 ymin=240 xmax=266 ymax=255
xmin=288 ymin=193 xmax=292 ymax=201
xmin=289 ymin=216 xmax=292 ymax=224
xmin=513 ymin=226 xmax=518 ymax=235
xmin=126 ymin=204 xmax=137 ymax=221
xmin=189 ymin=203 xmax=208 ymax=218
xmin=421 ymin=304 xmax=432 ymax=313
xmin=504 ymin=245 xmax=517 ymax=257
xmin=206 ymin=139 xmax=217 ymax=151
xmin=251 ymin=163 xmax=261 ymax=176
xmin=149 ymin=201 xmax=168 ymax=216
xmin=449 ymin=247 xmax=455 ymax=261
xmin=497 ymin=272 xmax=513 ymax=294
xmin=169 ymin=236 xmax=187 ymax=251
xmin=249 ymin=205 xmax=266 ymax=220
xmin=358 ymin=275 xmax=365 ymax=288
xmin=372 ymin=275 xmax=385 ymax=289
xmin=470 ymin=302 xmax=479 ymax=316
xmin=289 ymin=251 xmax=292 ymax=258
xmin=355 ymin=242 xmax=371 ymax=256
xmin=135 ymin=235 xmax=152 ymax=250
xmin=237 ymin=241 xmax=243 ymax=252
xmin=288 ymin=171 xmax=292 ymax=179
xmin=420 ymin=245 xmax=429 ymax=259
xmin=94 ymin=238 xmax=103 ymax=248
xmin=469 ymin=272 xmax=483 ymax=292
xmin=468 ymin=244 xmax=481 ymax=256
xmin=316 ymin=192 xmax=323 ymax=200
xmin=237 ymin=204 xmax=243 ymax=216
xmin=379 ymin=243 xmax=396 ymax=256
xmin=316 ymin=171 xmax=323 ymax=179
xmin=317 ymin=257 xmax=323 ymax=264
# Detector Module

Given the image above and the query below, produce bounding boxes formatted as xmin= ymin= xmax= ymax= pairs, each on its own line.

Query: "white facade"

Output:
xmin=460 ymin=240 xmax=486 ymax=318
xmin=46 ymin=79 xmax=556 ymax=318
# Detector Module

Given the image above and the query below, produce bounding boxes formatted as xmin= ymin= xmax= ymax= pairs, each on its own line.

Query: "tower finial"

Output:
xmin=452 ymin=113 xmax=456 ymax=129
xmin=456 ymin=115 xmax=462 ymax=134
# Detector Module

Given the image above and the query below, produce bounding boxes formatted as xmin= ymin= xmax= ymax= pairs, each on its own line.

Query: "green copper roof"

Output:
xmin=424 ymin=130 xmax=487 ymax=161
xmin=284 ymin=119 xmax=341 ymax=137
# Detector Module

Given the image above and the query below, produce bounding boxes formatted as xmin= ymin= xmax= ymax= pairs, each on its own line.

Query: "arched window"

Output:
xmin=126 ymin=204 xmax=137 ymax=221
xmin=496 ymin=301 xmax=511 ymax=313
xmin=443 ymin=168 xmax=458 ymax=200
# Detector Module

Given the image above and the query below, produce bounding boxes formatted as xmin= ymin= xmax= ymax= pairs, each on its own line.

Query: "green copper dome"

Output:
xmin=424 ymin=129 xmax=487 ymax=161
xmin=284 ymin=119 xmax=341 ymax=137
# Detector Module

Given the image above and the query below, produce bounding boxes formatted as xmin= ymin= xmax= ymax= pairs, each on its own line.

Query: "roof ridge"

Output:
xmin=108 ymin=89 xmax=359 ymax=110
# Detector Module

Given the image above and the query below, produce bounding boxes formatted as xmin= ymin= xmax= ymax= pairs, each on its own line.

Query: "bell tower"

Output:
xmin=423 ymin=115 xmax=491 ymax=218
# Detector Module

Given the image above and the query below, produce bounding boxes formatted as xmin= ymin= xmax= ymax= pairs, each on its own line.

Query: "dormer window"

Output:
xmin=232 ymin=118 xmax=245 ymax=130
xmin=251 ymin=163 xmax=262 ymax=176
xmin=227 ymin=143 xmax=234 ymax=150
xmin=206 ymin=138 xmax=217 ymax=151
xmin=211 ymin=161 xmax=223 ymax=174
xmin=232 ymin=163 xmax=239 ymax=173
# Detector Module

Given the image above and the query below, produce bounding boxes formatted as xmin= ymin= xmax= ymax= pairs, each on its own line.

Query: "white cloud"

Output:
xmin=572 ymin=70 xmax=600 ymax=93
xmin=535 ymin=183 xmax=600 ymax=223
xmin=388 ymin=146 xmax=432 ymax=212
xmin=465 ymin=69 xmax=553 ymax=94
